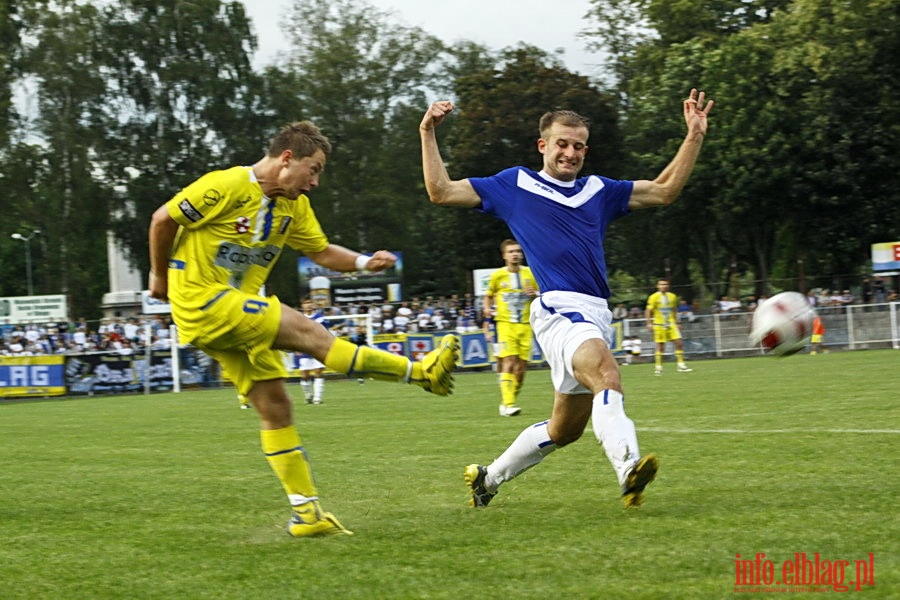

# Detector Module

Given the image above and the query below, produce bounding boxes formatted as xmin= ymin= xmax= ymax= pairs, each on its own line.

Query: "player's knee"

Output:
xmin=598 ymin=368 xmax=622 ymax=391
xmin=551 ymin=427 xmax=583 ymax=447
xmin=250 ymin=385 xmax=293 ymax=426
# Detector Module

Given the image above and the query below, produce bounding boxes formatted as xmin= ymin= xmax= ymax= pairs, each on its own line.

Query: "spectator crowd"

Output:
xmin=2 ymin=279 xmax=898 ymax=357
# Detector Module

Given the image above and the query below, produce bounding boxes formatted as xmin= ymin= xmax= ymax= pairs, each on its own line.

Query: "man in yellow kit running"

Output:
xmin=645 ymin=278 xmax=692 ymax=375
xmin=483 ymin=239 xmax=539 ymax=416
xmin=148 ymin=120 xmax=458 ymax=538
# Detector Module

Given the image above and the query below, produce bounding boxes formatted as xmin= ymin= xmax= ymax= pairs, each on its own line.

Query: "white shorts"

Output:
xmin=530 ymin=291 xmax=613 ymax=394
xmin=298 ymin=355 xmax=324 ymax=372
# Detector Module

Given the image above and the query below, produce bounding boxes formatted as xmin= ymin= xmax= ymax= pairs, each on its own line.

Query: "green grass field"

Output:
xmin=1 ymin=350 xmax=897 ymax=599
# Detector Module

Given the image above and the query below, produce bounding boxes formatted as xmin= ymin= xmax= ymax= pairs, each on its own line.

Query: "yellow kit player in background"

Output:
xmin=148 ymin=121 xmax=458 ymax=538
xmin=645 ymin=278 xmax=692 ymax=375
xmin=483 ymin=239 xmax=539 ymax=416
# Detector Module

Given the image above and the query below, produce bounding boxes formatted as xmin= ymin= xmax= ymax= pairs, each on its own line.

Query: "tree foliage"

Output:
xmin=7 ymin=0 xmax=111 ymax=316
xmin=95 ymin=0 xmax=264 ymax=277
xmin=585 ymin=0 xmax=900 ymax=300
xmin=262 ymin=0 xmax=451 ymax=297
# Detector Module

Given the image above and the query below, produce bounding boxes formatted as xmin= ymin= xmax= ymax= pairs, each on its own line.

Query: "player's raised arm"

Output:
xmin=419 ymin=101 xmax=482 ymax=208
xmin=628 ymin=88 xmax=714 ymax=211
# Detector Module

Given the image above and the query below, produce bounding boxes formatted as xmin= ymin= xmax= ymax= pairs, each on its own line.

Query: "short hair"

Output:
xmin=500 ymin=238 xmax=520 ymax=253
xmin=538 ymin=110 xmax=591 ymax=138
xmin=268 ymin=121 xmax=332 ymax=159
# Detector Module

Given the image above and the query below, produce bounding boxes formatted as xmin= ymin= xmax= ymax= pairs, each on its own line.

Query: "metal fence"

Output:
xmin=618 ymin=302 xmax=900 ymax=359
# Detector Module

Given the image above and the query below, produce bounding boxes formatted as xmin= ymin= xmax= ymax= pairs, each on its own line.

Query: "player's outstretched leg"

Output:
xmin=463 ymin=420 xmax=558 ymax=507
xmin=323 ymin=334 xmax=459 ymax=396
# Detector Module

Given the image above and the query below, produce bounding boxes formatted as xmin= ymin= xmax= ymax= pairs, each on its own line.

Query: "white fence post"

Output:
xmin=170 ymin=324 xmax=181 ymax=393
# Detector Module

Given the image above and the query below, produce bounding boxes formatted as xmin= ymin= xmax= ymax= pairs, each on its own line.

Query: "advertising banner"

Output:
xmin=871 ymin=241 xmax=900 ymax=272
xmin=0 ymin=355 xmax=66 ymax=397
xmin=405 ymin=334 xmax=434 ymax=361
xmin=460 ymin=331 xmax=490 ymax=367
xmin=65 ymin=350 xmax=184 ymax=395
xmin=0 ymin=295 xmax=68 ymax=325
xmin=372 ymin=333 xmax=408 ymax=357
xmin=65 ymin=354 xmax=143 ymax=395
xmin=298 ymin=252 xmax=403 ymax=306
xmin=472 ymin=268 xmax=495 ymax=297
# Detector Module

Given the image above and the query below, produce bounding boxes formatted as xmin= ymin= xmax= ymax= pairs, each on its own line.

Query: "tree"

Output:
xmin=583 ymin=0 xmax=900 ymax=300
xmin=263 ymin=0 xmax=448 ymax=298
xmin=0 ymin=0 xmax=24 ymax=148
xmin=11 ymin=0 xmax=111 ymax=316
xmin=767 ymin=0 xmax=900 ymax=286
xmin=95 ymin=0 xmax=264 ymax=282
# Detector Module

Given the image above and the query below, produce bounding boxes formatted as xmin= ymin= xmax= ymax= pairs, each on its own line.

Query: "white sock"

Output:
xmin=300 ymin=379 xmax=312 ymax=400
xmin=485 ymin=420 xmax=557 ymax=491
xmin=313 ymin=377 xmax=324 ymax=402
xmin=591 ymin=390 xmax=640 ymax=486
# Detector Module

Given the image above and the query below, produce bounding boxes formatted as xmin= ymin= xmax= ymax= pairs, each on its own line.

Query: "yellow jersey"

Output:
xmin=646 ymin=291 xmax=678 ymax=326
xmin=165 ymin=165 xmax=329 ymax=312
xmin=486 ymin=266 xmax=538 ymax=323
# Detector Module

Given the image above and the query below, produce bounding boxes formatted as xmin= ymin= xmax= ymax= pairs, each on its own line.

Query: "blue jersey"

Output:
xmin=470 ymin=167 xmax=633 ymax=299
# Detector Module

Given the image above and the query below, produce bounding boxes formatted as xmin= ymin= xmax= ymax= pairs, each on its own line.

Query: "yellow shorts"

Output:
xmin=652 ymin=323 xmax=682 ymax=344
xmin=811 ymin=334 xmax=822 ymax=343
xmin=495 ymin=321 xmax=533 ymax=361
xmin=174 ymin=288 xmax=285 ymax=396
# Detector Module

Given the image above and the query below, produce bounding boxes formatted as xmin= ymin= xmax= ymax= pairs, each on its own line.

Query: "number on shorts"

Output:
xmin=243 ymin=299 xmax=268 ymax=314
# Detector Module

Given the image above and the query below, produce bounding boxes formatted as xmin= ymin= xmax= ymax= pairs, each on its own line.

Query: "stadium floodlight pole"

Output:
xmin=10 ymin=229 xmax=40 ymax=297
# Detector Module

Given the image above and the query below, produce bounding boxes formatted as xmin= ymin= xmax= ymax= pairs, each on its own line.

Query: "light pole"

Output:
xmin=10 ymin=229 xmax=40 ymax=297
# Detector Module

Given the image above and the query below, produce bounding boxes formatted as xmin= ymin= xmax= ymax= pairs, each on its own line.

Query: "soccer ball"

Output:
xmin=749 ymin=291 xmax=816 ymax=356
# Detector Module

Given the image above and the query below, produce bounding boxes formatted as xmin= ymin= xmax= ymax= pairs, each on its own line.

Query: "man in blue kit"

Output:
xmin=419 ymin=89 xmax=713 ymax=508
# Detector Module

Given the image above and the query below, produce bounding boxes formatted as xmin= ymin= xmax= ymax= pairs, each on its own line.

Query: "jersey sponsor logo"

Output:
xmin=515 ymin=170 xmax=606 ymax=208
xmin=235 ymin=216 xmax=250 ymax=234
xmin=215 ymin=242 xmax=280 ymax=271
xmin=500 ymin=291 xmax=530 ymax=315
xmin=178 ymin=198 xmax=203 ymax=222
xmin=202 ymin=188 xmax=222 ymax=206
xmin=278 ymin=216 xmax=292 ymax=234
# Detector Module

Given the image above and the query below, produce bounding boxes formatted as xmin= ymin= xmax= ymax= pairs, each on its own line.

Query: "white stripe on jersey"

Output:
xmin=516 ymin=170 xmax=606 ymax=208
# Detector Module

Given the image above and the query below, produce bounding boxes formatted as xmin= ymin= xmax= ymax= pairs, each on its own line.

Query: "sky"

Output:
xmin=238 ymin=0 xmax=606 ymax=79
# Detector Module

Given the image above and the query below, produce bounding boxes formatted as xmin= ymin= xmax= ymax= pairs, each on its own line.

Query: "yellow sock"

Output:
xmin=655 ymin=352 xmax=663 ymax=367
xmin=324 ymin=337 xmax=413 ymax=382
xmin=499 ymin=373 xmax=517 ymax=406
xmin=261 ymin=426 xmax=318 ymax=506
xmin=676 ymin=350 xmax=685 ymax=364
